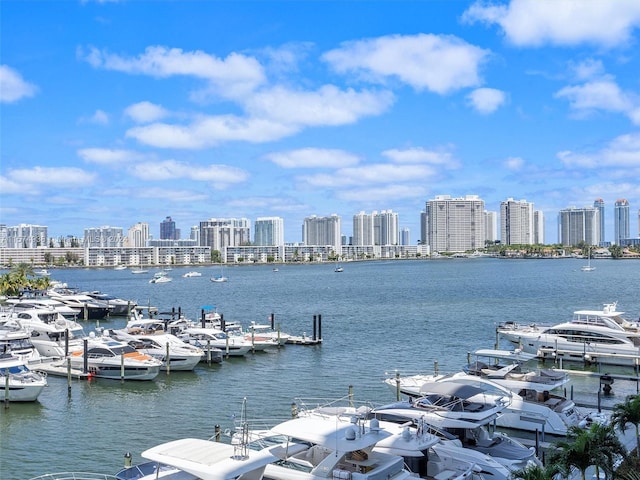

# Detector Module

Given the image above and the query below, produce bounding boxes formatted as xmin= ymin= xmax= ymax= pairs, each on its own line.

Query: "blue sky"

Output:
xmin=2 ymin=0 xmax=640 ymax=244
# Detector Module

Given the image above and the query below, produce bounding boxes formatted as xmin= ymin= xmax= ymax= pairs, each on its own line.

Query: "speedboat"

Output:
xmin=182 ymin=271 xmax=202 ymax=278
xmin=68 ymin=334 xmax=162 ymax=380
xmin=247 ymin=321 xmax=291 ymax=346
xmin=106 ymin=328 xmax=203 ymax=371
xmin=498 ymin=302 xmax=640 ymax=366
xmin=224 ymin=322 xmax=280 ymax=351
xmin=179 ymin=327 xmax=253 ymax=357
xmin=149 ymin=272 xmax=172 ymax=284
xmin=0 ymin=352 xmax=48 ymax=401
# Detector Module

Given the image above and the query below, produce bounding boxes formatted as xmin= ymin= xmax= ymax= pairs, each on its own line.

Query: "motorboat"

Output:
xmin=36 ymin=269 xmax=51 ymax=276
xmin=293 ymin=398 xmax=512 ymax=480
xmin=224 ymin=322 xmax=280 ymax=351
xmin=84 ymin=291 xmax=137 ymax=316
xmin=149 ymin=272 xmax=172 ymax=284
xmin=8 ymin=306 xmax=86 ymax=358
xmin=130 ymin=268 xmax=149 ymax=274
xmin=0 ymin=352 xmax=48 ymax=401
xmin=5 ymin=297 xmax=81 ymax=319
xmin=390 ymin=373 xmax=604 ymax=437
xmin=179 ymin=327 xmax=253 ymax=357
xmin=47 ymin=288 xmax=113 ymax=320
xmin=0 ymin=322 xmax=43 ymax=363
xmin=461 ymin=348 xmax=569 ymax=392
xmin=335 ymin=264 xmax=344 ymax=272
xmin=114 ymin=264 xmax=127 ymax=270
xmin=210 ymin=275 xmax=228 ymax=283
xmin=497 ymin=302 xmax=640 ymax=366
xmin=182 ymin=271 xmax=202 ymax=278
xmin=247 ymin=321 xmax=291 ymax=346
xmin=253 ymin=414 xmax=416 ymax=480
xmin=68 ymin=334 xmax=162 ymax=380
xmin=105 ymin=328 xmax=204 ymax=371
xmin=115 ymin=437 xmax=280 ymax=480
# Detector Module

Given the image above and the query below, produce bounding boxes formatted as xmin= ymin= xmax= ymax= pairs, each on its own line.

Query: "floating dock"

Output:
xmin=30 ymin=359 xmax=92 ymax=380
xmin=287 ymin=335 xmax=322 ymax=345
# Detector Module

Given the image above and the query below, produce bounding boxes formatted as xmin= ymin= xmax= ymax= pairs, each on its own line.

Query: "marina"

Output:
xmin=1 ymin=258 xmax=640 ymax=478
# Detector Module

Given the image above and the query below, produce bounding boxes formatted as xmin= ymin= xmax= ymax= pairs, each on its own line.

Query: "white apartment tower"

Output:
xmin=557 ymin=207 xmax=600 ymax=246
xmin=500 ymin=198 xmax=534 ymax=245
xmin=254 ymin=217 xmax=285 ymax=246
xmin=353 ymin=212 xmax=375 ymax=246
xmin=302 ymin=215 xmax=341 ymax=252
xmin=6 ymin=224 xmax=48 ymax=248
xmin=199 ymin=218 xmax=250 ymax=251
xmin=484 ymin=211 xmax=497 ymax=244
xmin=426 ymin=195 xmax=485 ymax=253
xmin=125 ymin=222 xmax=150 ymax=248
xmin=84 ymin=226 xmax=124 ymax=248
xmin=533 ymin=210 xmax=545 ymax=244
xmin=594 ymin=198 xmax=605 ymax=244
xmin=353 ymin=210 xmax=399 ymax=245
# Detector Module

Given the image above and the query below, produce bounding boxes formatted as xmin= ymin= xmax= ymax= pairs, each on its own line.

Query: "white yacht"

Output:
xmin=179 ymin=327 xmax=254 ymax=357
xmin=105 ymin=328 xmax=203 ymax=371
xmin=247 ymin=321 xmax=291 ymax=346
xmin=182 ymin=271 xmax=202 ymax=278
xmin=0 ymin=352 xmax=48 ymax=402
xmin=68 ymin=334 xmax=162 ymax=380
xmin=498 ymin=302 xmax=640 ymax=366
xmin=0 ymin=322 xmax=42 ymax=363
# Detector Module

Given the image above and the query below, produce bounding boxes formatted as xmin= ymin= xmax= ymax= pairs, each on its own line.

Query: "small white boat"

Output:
xmin=179 ymin=327 xmax=253 ymax=357
xmin=0 ymin=352 xmax=48 ymax=402
xmin=182 ymin=271 xmax=202 ymax=278
xmin=130 ymin=269 xmax=148 ymax=274
xmin=149 ymin=272 xmax=172 ymax=284
xmin=114 ymin=265 xmax=127 ymax=270
xmin=581 ymin=247 xmax=595 ymax=271
xmin=334 ymin=264 xmax=344 ymax=272
xmin=36 ymin=269 xmax=51 ymax=276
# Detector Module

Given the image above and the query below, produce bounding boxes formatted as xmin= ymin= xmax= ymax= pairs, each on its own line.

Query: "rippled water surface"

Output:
xmin=2 ymin=258 xmax=639 ymax=479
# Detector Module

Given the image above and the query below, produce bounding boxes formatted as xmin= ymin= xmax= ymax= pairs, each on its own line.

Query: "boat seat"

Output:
xmin=427 ymin=461 xmax=457 ymax=480
xmin=463 ymin=402 xmax=484 ymax=412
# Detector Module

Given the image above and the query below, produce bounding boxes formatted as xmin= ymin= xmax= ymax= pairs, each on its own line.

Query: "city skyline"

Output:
xmin=2 ymin=2 xmax=640 ymax=244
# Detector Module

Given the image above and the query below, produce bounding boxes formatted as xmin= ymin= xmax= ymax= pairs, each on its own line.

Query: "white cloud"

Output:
xmin=79 ymin=45 xmax=266 ymax=99
xmin=0 ymin=65 xmax=38 ymax=103
xmin=124 ymin=101 xmax=169 ymax=123
xmin=300 ymin=164 xmax=438 ymax=188
xmin=90 ymin=109 xmax=109 ymax=125
xmin=78 ymin=148 xmax=150 ymax=165
xmin=504 ymin=156 xmax=525 ymax=171
xmin=126 ymin=115 xmax=297 ymax=149
xmin=129 ymin=160 xmax=248 ymax=188
xmin=246 ymin=85 xmax=394 ymax=126
xmin=466 ymin=88 xmax=507 ymax=114
xmin=338 ymin=184 xmax=428 ymax=202
xmin=4 ymin=166 xmax=96 ymax=187
xmin=558 ymin=132 xmax=640 ymax=168
xmin=555 ymin=77 xmax=639 ymax=123
xmin=265 ymin=148 xmax=360 ymax=168
xmin=322 ymin=34 xmax=489 ymax=94
xmin=134 ymin=187 xmax=209 ymax=202
xmin=569 ymin=59 xmax=605 ymax=81
xmin=463 ymin=0 xmax=640 ymax=48
xmin=381 ymin=146 xmax=458 ymax=167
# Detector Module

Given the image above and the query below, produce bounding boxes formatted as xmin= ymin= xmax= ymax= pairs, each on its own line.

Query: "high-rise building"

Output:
xmin=593 ymin=198 xmax=605 ymax=245
xmin=6 ymin=224 xmax=48 ymax=248
xmin=84 ymin=226 xmax=124 ymax=247
xmin=420 ymin=211 xmax=427 ymax=245
xmin=425 ymin=195 xmax=485 ymax=253
xmin=160 ymin=216 xmax=177 ymax=240
xmin=254 ymin=217 xmax=285 ymax=246
xmin=533 ymin=211 xmax=545 ymax=244
xmin=484 ymin=211 xmax=497 ymax=244
xmin=557 ymin=207 xmax=599 ymax=246
xmin=302 ymin=214 xmax=341 ymax=252
xmin=614 ymin=199 xmax=630 ymax=245
xmin=500 ymin=198 xmax=534 ymax=245
xmin=199 ymin=218 xmax=250 ymax=252
xmin=0 ymin=224 xmax=7 ymax=248
xmin=125 ymin=222 xmax=150 ymax=248
xmin=353 ymin=211 xmax=375 ymax=246
xmin=400 ymin=228 xmax=410 ymax=246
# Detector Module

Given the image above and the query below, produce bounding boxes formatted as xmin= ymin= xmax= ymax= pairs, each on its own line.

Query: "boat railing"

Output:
xmin=28 ymin=473 xmax=119 ymax=480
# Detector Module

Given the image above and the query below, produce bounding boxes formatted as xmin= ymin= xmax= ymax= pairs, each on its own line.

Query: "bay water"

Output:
xmin=2 ymin=258 xmax=639 ymax=479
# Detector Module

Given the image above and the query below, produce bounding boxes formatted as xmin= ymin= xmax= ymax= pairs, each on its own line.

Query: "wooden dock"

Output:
xmin=30 ymin=359 xmax=93 ymax=380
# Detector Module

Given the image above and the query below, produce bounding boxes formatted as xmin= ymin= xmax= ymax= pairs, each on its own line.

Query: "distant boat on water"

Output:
xmin=131 ymin=268 xmax=149 ymax=274
xmin=114 ymin=265 xmax=127 ymax=271
xmin=211 ymin=266 xmax=228 ymax=283
xmin=334 ymin=264 xmax=343 ymax=273
xmin=581 ymin=247 xmax=595 ymax=272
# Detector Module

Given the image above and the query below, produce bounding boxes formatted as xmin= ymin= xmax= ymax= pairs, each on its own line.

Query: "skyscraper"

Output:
xmin=302 ymin=214 xmax=341 ymax=251
xmin=593 ymin=198 xmax=605 ymax=245
xmin=254 ymin=217 xmax=285 ymax=246
xmin=484 ymin=211 xmax=497 ymax=244
xmin=557 ymin=207 xmax=599 ymax=246
xmin=126 ymin=222 xmax=150 ymax=247
xmin=426 ymin=195 xmax=485 ymax=253
xmin=84 ymin=226 xmax=124 ymax=247
xmin=353 ymin=211 xmax=374 ymax=246
xmin=160 ymin=216 xmax=177 ymax=240
xmin=614 ymin=199 xmax=630 ymax=245
xmin=500 ymin=198 xmax=534 ymax=245
xmin=199 ymin=218 xmax=250 ymax=251
xmin=533 ymin=211 xmax=545 ymax=245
